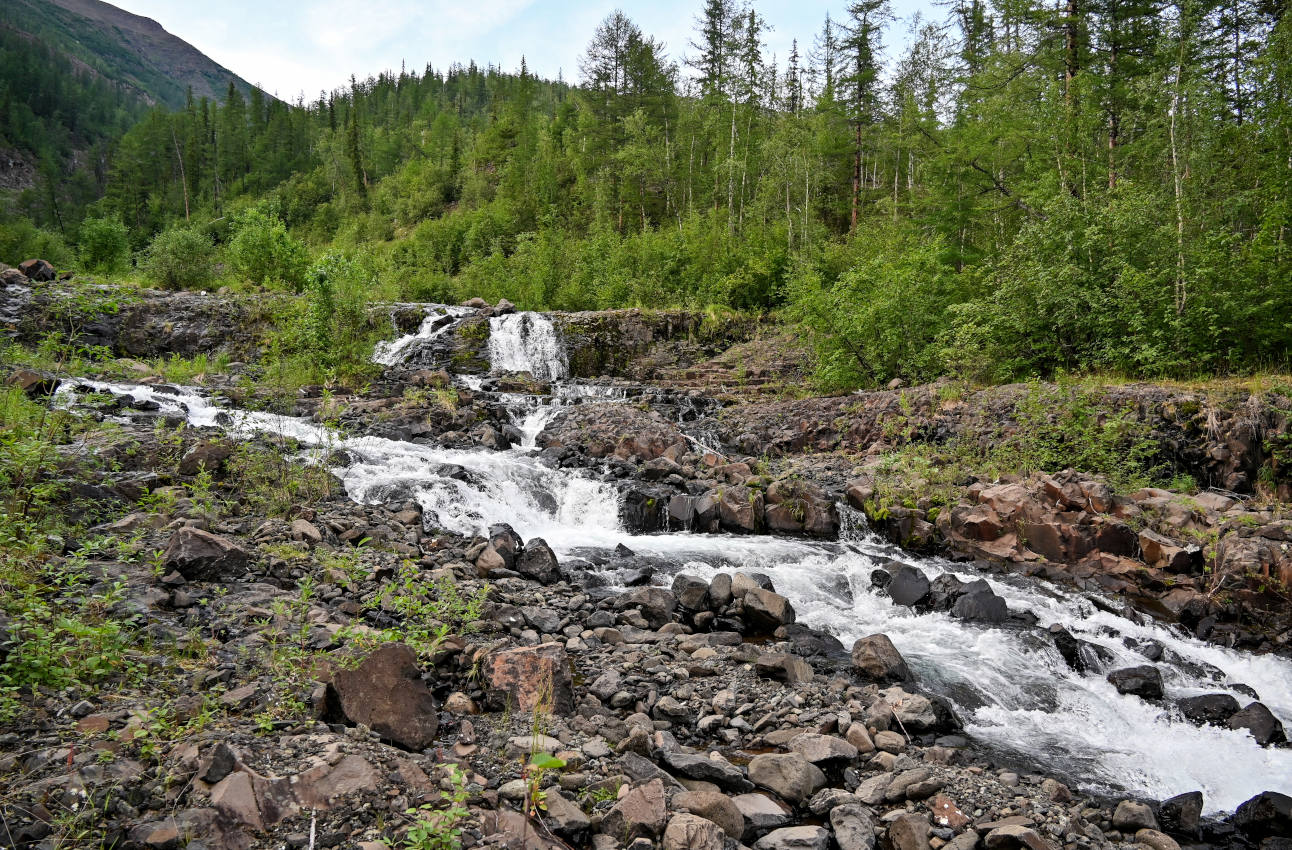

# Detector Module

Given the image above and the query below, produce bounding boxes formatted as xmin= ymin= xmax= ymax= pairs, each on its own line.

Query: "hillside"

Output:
xmin=2 ymin=0 xmax=254 ymax=110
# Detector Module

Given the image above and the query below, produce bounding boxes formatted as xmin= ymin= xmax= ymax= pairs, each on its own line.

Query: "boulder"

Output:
xmin=1227 ymin=702 xmax=1287 ymax=745
xmin=787 ymin=733 xmax=858 ymax=765
xmin=733 ymin=793 xmax=793 ymax=834
xmin=615 ymin=586 xmax=677 ymax=629
xmin=747 ymin=753 xmax=826 ymax=804
xmin=756 ymin=652 xmax=813 ymax=684
xmin=476 ymin=523 xmax=522 ymax=575
xmin=951 ymin=588 xmax=1009 ymax=623
xmin=544 ymin=790 xmax=590 ymax=836
xmin=1112 ymin=799 xmax=1158 ymax=832
xmin=888 ymin=566 xmax=931 ymax=607
xmin=1157 ymin=791 xmax=1203 ymax=837
xmin=887 ymin=813 xmax=932 ymax=850
xmin=18 ymin=259 xmax=55 ymax=281
xmin=672 ymin=574 xmax=710 ymax=610
xmin=672 ymin=790 xmax=745 ymax=839
xmin=742 ymin=587 xmax=796 ymax=633
xmin=658 ymin=752 xmax=750 ymax=791
xmin=330 ymin=644 xmax=438 ymax=750
xmin=1175 ymin=693 xmax=1240 ymax=726
xmin=483 ymin=642 xmax=573 ymax=714
xmin=516 ymin=538 xmax=560 ymax=584
xmin=8 ymin=369 xmax=59 ymax=398
xmin=178 ymin=441 xmax=234 ymax=476
xmin=830 ymin=803 xmax=877 ymax=850
xmin=753 ymin=826 xmax=831 ymax=850
xmin=600 ymin=779 xmax=668 ymax=839
xmin=1232 ymin=791 xmax=1292 ymax=840
xmin=1133 ymin=829 xmax=1180 ymax=850
xmin=851 ymin=634 xmax=910 ymax=682
xmin=1107 ymin=666 xmax=1164 ymax=700
xmin=715 ymin=485 xmax=765 ymax=534
xmin=663 ymin=813 xmax=725 ymax=850
xmin=163 ymin=528 xmax=251 ymax=581
xmin=983 ymin=824 xmax=1056 ymax=850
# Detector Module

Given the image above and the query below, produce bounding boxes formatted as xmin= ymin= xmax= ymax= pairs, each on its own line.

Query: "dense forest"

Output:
xmin=1 ymin=0 xmax=1289 ymax=388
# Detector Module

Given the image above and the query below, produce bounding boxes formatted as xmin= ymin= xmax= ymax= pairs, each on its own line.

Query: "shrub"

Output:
xmin=227 ymin=207 xmax=309 ymax=291
xmin=78 ymin=215 xmax=130 ymax=273
xmin=0 ymin=218 xmax=74 ymax=269
xmin=140 ymin=227 xmax=216 ymax=290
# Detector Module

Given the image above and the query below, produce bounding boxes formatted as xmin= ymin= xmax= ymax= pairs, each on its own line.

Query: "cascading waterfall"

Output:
xmin=487 ymin=312 xmax=568 ymax=381
xmin=59 ymin=366 xmax=1292 ymax=813
xmin=372 ymin=305 xmax=475 ymax=367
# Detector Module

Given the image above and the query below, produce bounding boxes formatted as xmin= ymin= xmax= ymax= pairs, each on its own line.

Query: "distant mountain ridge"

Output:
xmin=1 ymin=0 xmax=257 ymax=110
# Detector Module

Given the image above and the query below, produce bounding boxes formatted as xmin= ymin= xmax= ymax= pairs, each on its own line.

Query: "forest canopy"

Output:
xmin=1 ymin=0 xmax=1288 ymax=388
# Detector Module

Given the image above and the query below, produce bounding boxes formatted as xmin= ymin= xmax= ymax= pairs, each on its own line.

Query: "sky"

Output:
xmin=112 ymin=0 xmax=938 ymax=101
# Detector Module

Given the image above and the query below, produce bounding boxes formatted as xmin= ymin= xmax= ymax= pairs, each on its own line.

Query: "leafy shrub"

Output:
xmin=0 ymin=218 xmax=74 ymax=269
xmin=140 ymin=227 xmax=216 ymax=290
xmin=227 ymin=207 xmax=309 ymax=291
xmin=78 ymin=215 xmax=130 ymax=273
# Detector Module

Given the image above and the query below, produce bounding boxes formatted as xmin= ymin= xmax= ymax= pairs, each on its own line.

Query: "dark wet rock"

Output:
xmin=672 ymin=574 xmax=710 ymax=610
xmin=1227 ymin=702 xmax=1287 ymax=745
xmin=476 ymin=523 xmax=522 ymax=574
xmin=1233 ymin=791 xmax=1292 ymax=840
xmin=329 ymin=644 xmax=438 ymax=750
xmin=18 ymin=259 xmax=55 ymax=281
xmin=1107 ymin=666 xmax=1164 ymax=700
xmin=888 ymin=566 xmax=931 ymax=607
xmin=950 ymin=587 xmax=1009 ymax=623
xmin=1158 ymin=791 xmax=1203 ymax=837
xmin=516 ymin=537 xmax=560 ymax=584
xmin=1175 ymin=693 xmax=1241 ymax=727
xmin=1050 ymin=626 xmax=1114 ymax=673
xmin=742 ymin=587 xmax=796 ymax=634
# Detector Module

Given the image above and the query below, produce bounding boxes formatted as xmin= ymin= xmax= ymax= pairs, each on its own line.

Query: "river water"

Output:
xmin=56 ymin=309 xmax=1292 ymax=813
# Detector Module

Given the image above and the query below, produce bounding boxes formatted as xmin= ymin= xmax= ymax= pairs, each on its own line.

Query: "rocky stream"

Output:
xmin=2 ymin=285 xmax=1291 ymax=850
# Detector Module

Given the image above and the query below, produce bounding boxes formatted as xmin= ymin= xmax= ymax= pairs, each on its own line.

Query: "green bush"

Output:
xmin=0 ymin=218 xmax=74 ymax=269
xmin=78 ymin=215 xmax=130 ymax=273
xmin=227 ymin=207 xmax=309 ymax=291
xmin=140 ymin=227 xmax=216 ymax=290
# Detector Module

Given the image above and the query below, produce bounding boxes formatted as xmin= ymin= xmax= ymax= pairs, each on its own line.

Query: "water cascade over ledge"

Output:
xmin=51 ymin=313 xmax=1292 ymax=815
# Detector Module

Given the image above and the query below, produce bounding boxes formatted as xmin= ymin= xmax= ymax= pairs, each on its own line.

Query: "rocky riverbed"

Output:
xmin=0 ymin=283 xmax=1290 ymax=849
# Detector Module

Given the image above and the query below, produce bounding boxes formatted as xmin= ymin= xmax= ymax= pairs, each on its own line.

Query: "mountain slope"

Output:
xmin=2 ymin=0 xmax=255 ymax=110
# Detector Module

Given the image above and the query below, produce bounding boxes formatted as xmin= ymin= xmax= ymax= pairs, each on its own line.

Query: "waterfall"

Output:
xmin=373 ymin=305 xmax=475 ymax=367
xmin=54 ymin=377 xmax=1292 ymax=813
xmin=487 ymin=312 xmax=568 ymax=381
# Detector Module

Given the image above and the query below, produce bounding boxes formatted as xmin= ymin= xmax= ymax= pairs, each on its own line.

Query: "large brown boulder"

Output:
xmin=851 ymin=634 xmax=911 ymax=682
xmin=18 ymin=259 xmax=55 ymax=281
xmin=764 ymin=479 xmax=839 ymax=537
xmin=330 ymin=644 xmax=439 ymax=750
xmin=600 ymin=779 xmax=668 ymax=839
xmin=715 ymin=485 xmax=765 ymax=534
xmin=163 ymin=527 xmax=251 ymax=580
xmin=483 ymin=641 xmax=574 ymax=714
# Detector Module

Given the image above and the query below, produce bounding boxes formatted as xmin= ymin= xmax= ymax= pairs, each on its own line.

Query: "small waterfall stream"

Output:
xmin=53 ymin=313 xmax=1292 ymax=814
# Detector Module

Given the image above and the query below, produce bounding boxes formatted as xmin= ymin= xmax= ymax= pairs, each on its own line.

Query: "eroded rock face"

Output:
xmin=538 ymin=403 xmax=687 ymax=462
xmin=163 ymin=527 xmax=251 ymax=581
xmin=330 ymin=644 xmax=439 ymax=750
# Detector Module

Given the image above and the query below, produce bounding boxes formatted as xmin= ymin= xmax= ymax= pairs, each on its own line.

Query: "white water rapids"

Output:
xmin=54 ymin=312 xmax=1292 ymax=814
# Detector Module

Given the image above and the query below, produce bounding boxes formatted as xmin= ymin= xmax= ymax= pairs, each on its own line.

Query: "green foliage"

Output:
xmin=0 ymin=219 xmax=74 ymax=268
xmin=140 ymin=226 xmax=216 ymax=290
xmin=226 ymin=207 xmax=309 ymax=290
xmin=77 ymin=215 xmax=130 ymax=273
xmin=371 ymin=565 xmax=490 ymax=659
xmin=395 ymin=765 xmax=471 ymax=850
